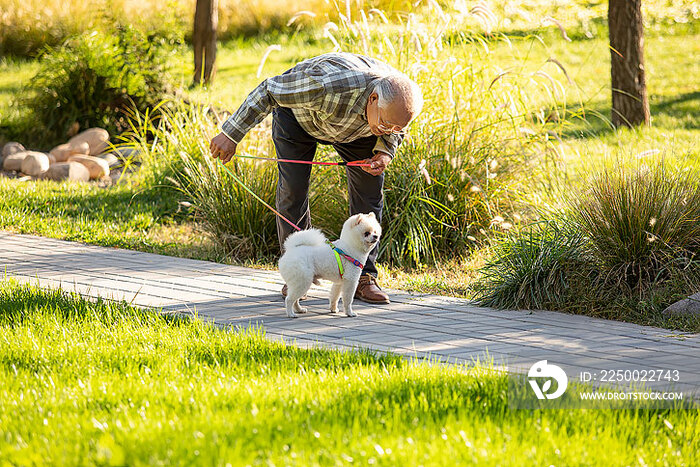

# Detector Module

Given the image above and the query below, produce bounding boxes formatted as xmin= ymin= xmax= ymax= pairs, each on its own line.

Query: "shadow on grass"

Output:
xmin=1 ymin=182 xmax=182 ymax=223
xmin=561 ymin=91 xmax=700 ymax=140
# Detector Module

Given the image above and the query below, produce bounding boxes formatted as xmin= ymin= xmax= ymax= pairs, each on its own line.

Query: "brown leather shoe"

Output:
xmin=281 ymin=284 xmax=307 ymax=301
xmin=355 ymin=274 xmax=390 ymax=304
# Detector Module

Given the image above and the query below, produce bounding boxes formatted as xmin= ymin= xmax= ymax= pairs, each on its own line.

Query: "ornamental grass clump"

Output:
xmin=124 ymin=102 xmax=280 ymax=261
xmin=571 ymin=162 xmax=700 ymax=288
xmin=125 ymin=4 xmax=568 ymax=266
xmin=307 ymin=4 xmax=563 ymax=266
xmin=176 ymin=151 xmax=280 ymax=260
xmin=473 ymin=220 xmax=587 ymax=310
xmin=474 ymin=162 xmax=700 ymax=330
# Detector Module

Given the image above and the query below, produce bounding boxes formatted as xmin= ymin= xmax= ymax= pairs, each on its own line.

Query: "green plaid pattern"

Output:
xmin=221 ymin=52 xmax=404 ymax=158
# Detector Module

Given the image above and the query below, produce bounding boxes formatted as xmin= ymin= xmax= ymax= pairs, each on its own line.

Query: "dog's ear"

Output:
xmin=355 ymin=214 xmax=364 ymax=225
xmin=367 ymin=212 xmax=376 ymax=219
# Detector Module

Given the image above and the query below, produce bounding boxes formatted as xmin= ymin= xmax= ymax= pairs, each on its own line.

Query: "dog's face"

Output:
xmin=343 ymin=212 xmax=382 ymax=251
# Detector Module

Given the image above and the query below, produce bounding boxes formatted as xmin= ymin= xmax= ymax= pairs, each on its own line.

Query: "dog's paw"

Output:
xmin=345 ymin=310 xmax=357 ymax=318
xmin=329 ymin=306 xmax=339 ymax=313
xmin=297 ymin=307 xmax=308 ymax=314
xmin=286 ymin=310 xmax=297 ymax=318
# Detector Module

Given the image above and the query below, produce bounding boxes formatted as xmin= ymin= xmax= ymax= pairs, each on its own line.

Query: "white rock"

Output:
xmin=2 ymin=152 xmax=29 ymax=171
xmin=67 ymin=128 xmax=110 ymax=156
xmin=98 ymin=153 xmax=120 ymax=168
xmin=2 ymin=142 xmax=25 ymax=158
xmin=20 ymin=152 xmax=51 ymax=176
xmin=68 ymin=154 xmax=110 ymax=179
xmin=50 ymin=141 xmax=90 ymax=162
xmin=43 ymin=162 xmax=90 ymax=182
xmin=49 ymin=144 xmax=71 ymax=162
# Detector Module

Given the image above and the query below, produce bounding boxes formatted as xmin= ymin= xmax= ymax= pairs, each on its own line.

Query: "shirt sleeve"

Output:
xmin=373 ymin=133 xmax=404 ymax=159
xmin=221 ymin=71 xmax=325 ymax=143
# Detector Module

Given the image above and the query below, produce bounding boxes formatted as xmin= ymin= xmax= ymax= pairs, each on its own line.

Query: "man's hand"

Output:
xmin=210 ymin=132 xmax=238 ymax=163
xmin=361 ymin=152 xmax=392 ymax=176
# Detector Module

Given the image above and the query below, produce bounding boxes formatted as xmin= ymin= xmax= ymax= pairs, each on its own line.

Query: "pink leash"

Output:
xmin=232 ymin=153 xmax=372 ymax=167
xmin=216 ymin=157 xmax=366 ymax=270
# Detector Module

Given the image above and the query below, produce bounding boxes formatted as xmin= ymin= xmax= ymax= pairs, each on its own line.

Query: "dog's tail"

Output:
xmin=283 ymin=228 xmax=327 ymax=250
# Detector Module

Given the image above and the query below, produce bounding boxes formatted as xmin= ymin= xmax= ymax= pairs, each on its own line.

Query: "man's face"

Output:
xmin=366 ymin=93 xmax=412 ymax=137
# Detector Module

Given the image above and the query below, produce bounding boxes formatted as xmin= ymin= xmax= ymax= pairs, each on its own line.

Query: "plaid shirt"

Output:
xmin=221 ymin=52 xmax=404 ymax=158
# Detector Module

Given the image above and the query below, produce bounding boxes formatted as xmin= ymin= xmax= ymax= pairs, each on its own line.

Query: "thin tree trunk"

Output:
xmin=608 ymin=0 xmax=650 ymax=127
xmin=193 ymin=0 xmax=218 ymax=85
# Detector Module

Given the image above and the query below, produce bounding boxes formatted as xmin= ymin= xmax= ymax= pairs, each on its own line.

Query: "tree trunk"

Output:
xmin=193 ymin=0 xmax=218 ymax=85
xmin=608 ymin=0 xmax=650 ymax=127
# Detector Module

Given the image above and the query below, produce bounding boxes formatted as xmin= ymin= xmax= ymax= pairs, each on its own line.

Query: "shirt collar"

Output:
xmin=352 ymin=79 xmax=379 ymax=119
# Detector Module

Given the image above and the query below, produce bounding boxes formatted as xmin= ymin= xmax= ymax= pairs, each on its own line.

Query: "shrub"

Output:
xmin=472 ymin=220 xmax=587 ymax=310
xmin=16 ymin=26 xmax=174 ymax=147
xmin=571 ymin=162 xmax=700 ymax=287
xmin=474 ymin=163 xmax=700 ymax=330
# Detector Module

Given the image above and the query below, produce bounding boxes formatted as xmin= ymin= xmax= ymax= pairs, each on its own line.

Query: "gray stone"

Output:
xmin=109 ymin=146 xmax=140 ymax=160
xmin=2 ymin=151 xmax=29 ymax=171
xmin=2 ymin=142 xmax=26 ymax=159
xmin=663 ymin=292 xmax=700 ymax=317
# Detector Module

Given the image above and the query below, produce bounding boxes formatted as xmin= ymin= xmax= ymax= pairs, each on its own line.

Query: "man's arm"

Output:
xmin=210 ymin=133 xmax=238 ymax=163
xmin=211 ymin=70 xmax=325 ymax=162
xmin=221 ymin=71 xmax=325 ymax=143
xmin=373 ymin=133 xmax=404 ymax=160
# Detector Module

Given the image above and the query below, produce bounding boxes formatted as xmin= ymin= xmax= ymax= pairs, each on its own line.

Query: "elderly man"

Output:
xmin=210 ymin=52 xmax=423 ymax=304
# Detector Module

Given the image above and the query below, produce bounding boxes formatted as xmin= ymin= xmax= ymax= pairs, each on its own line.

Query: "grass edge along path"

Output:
xmin=1 ymin=279 xmax=699 ymax=465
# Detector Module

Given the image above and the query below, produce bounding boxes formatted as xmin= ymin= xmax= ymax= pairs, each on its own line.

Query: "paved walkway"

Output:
xmin=2 ymin=232 xmax=699 ymax=397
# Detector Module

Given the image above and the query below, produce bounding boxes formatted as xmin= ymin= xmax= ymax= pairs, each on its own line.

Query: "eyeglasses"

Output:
xmin=377 ymin=119 xmax=406 ymax=135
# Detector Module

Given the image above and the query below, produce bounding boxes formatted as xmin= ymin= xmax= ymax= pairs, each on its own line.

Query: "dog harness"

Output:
xmin=326 ymin=240 xmax=364 ymax=279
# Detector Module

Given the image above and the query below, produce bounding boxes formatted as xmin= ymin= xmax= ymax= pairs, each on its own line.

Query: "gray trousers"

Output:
xmin=272 ymin=106 xmax=384 ymax=277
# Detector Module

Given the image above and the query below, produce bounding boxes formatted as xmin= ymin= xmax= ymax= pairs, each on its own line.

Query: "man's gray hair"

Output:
xmin=375 ymin=74 xmax=424 ymax=117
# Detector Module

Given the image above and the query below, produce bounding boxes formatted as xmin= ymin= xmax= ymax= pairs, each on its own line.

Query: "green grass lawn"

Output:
xmin=0 ymin=178 xmax=222 ymax=261
xmin=1 ymin=279 xmax=698 ymax=465
xmin=0 ymin=59 xmax=37 ymax=110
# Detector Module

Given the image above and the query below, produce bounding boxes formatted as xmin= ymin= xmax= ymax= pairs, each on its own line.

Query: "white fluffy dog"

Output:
xmin=279 ymin=213 xmax=382 ymax=318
